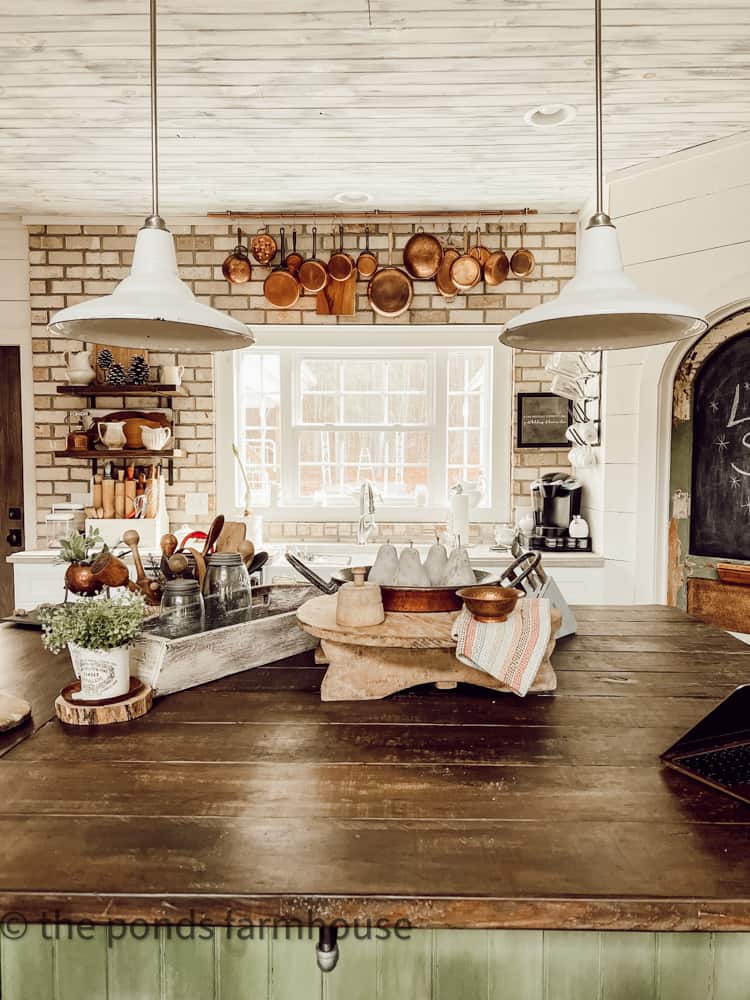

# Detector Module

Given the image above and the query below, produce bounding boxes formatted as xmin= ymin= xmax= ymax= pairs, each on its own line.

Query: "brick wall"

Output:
xmin=28 ymin=219 xmax=575 ymax=542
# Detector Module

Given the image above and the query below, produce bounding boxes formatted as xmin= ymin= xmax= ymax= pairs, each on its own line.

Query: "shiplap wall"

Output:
xmin=603 ymin=132 xmax=750 ymax=602
xmin=3 ymin=925 xmax=750 ymax=1000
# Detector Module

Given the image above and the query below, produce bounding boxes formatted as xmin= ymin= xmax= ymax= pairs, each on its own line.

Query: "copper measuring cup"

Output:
xmin=222 ymin=227 xmax=252 ymax=284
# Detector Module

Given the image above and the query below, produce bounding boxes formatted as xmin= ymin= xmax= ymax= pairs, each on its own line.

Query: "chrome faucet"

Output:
xmin=357 ymin=480 xmax=377 ymax=545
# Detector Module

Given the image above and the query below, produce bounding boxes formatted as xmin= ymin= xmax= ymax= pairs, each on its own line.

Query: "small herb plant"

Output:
xmin=57 ymin=528 xmax=106 ymax=566
xmin=40 ymin=594 xmax=147 ymax=654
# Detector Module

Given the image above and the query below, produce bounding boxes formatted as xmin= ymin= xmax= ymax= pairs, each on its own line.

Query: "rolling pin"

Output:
xmin=91 ymin=473 xmax=103 ymax=511
xmin=102 ymin=467 xmax=115 ymax=519
xmin=115 ymin=469 xmax=126 ymax=519
xmin=125 ymin=465 xmax=136 ymax=518
xmin=146 ymin=466 xmax=158 ymax=519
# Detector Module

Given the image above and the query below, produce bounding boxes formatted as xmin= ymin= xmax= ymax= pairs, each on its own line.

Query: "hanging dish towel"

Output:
xmin=451 ymin=597 xmax=552 ymax=697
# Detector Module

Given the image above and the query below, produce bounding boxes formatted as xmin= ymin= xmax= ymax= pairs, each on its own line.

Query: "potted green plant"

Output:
xmin=57 ymin=528 xmax=106 ymax=596
xmin=40 ymin=594 xmax=147 ymax=701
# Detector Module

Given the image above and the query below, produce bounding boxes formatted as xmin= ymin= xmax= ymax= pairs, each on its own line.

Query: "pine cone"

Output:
xmin=97 ymin=348 xmax=113 ymax=370
xmin=127 ymin=356 xmax=150 ymax=385
xmin=107 ymin=363 xmax=127 ymax=385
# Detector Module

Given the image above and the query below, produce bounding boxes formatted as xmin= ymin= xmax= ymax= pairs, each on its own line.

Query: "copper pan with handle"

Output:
xmin=285 ymin=226 xmax=303 ymax=275
xmin=449 ymin=226 xmax=482 ymax=291
xmin=328 ymin=224 xmax=355 ymax=283
xmin=403 ymin=226 xmax=443 ymax=280
xmin=510 ymin=222 xmax=536 ymax=278
xmin=435 ymin=225 xmax=460 ymax=299
xmin=483 ymin=224 xmax=510 ymax=286
xmin=263 ymin=228 xmax=300 ymax=309
xmin=469 ymin=225 xmax=490 ymax=268
xmin=298 ymin=226 xmax=328 ymax=294
xmin=367 ymin=230 xmax=413 ymax=318
xmin=356 ymin=225 xmax=378 ymax=279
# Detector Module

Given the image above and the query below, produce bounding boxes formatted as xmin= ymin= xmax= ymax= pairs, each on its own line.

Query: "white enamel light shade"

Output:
xmin=500 ymin=219 xmax=707 ymax=351
xmin=48 ymin=226 xmax=254 ymax=351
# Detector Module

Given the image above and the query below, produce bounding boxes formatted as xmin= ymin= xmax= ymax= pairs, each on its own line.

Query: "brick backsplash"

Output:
xmin=28 ymin=220 xmax=575 ymax=537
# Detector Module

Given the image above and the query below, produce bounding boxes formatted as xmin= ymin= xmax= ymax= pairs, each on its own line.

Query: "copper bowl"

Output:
xmin=331 ymin=568 xmax=500 ymax=613
xmin=456 ymin=585 xmax=524 ymax=623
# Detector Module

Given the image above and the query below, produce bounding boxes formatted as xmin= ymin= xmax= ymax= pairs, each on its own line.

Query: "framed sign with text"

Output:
xmin=516 ymin=392 xmax=571 ymax=449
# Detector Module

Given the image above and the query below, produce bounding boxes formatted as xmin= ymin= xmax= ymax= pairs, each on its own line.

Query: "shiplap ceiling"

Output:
xmin=2 ymin=0 xmax=750 ymax=215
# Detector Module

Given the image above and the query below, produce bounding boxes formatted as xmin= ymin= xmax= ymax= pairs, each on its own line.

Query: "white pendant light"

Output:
xmin=500 ymin=0 xmax=707 ymax=352
xmin=48 ymin=1 xmax=254 ymax=352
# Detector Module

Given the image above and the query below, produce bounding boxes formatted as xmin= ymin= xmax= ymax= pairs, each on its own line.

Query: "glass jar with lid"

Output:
xmin=160 ymin=578 xmax=205 ymax=624
xmin=202 ymin=552 xmax=252 ymax=617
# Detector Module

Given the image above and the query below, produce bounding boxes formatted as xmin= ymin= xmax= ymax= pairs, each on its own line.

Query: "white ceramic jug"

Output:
xmin=97 ymin=420 xmax=127 ymax=449
xmin=64 ymin=350 xmax=96 ymax=385
xmin=140 ymin=425 xmax=171 ymax=451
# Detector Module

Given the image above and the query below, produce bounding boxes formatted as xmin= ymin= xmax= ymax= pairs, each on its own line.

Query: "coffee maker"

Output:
xmin=526 ymin=473 xmax=588 ymax=551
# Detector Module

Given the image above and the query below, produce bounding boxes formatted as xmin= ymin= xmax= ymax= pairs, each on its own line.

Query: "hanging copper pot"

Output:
xmin=403 ymin=227 xmax=442 ymax=280
xmin=285 ymin=227 xmax=303 ymax=275
xmin=298 ymin=226 xmax=328 ymax=294
xmin=222 ymin=227 xmax=252 ymax=284
xmin=435 ymin=228 xmax=460 ymax=299
xmin=450 ymin=227 xmax=482 ymax=291
xmin=356 ymin=226 xmax=378 ymax=279
xmin=367 ymin=231 xmax=413 ymax=318
xmin=484 ymin=225 xmax=510 ymax=287
xmin=250 ymin=227 xmax=277 ymax=266
xmin=328 ymin=224 xmax=355 ymax=282
xmin=469 ymin=226 xmax=490 ymax=268
xmin=263 ymin=228 xmax=300 ymax=309
xmin=510 ymin=223 xmax=536 ymax=278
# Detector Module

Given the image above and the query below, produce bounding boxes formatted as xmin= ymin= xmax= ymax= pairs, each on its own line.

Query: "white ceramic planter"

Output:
xmin=68 ymin=643 xmax=130 ymax=701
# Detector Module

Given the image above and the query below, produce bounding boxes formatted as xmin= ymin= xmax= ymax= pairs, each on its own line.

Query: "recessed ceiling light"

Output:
xmin=334 ymin=191 xmax=373 ymax=205
xmin=524 ymin=104 xmax=577 ymax=129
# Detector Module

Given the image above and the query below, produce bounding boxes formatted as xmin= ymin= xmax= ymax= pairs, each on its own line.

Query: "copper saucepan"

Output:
xmin=264 ymin=228 xmax=301 ymax=308
xmin=328 ymin=224 xmax=355 ymax=282
xmin=285 ymin=226 xmax=303 ymax=275
xmin=250 ymin=226 xmax=277 ymax=266
xmin=367 ymin=230 xmax=413 ymax=318
xmin=298 ymin=226 xmax=328 ymax=294
xmin=510 ymin=222 xmax=535 ymax=278
xmin=403 ymin=226 xmax=442 ymax=280
xmin=450 ymin=226 xmax=482 ymax=291
xmin=483 ymin=224 xmax=510 ymax=286
xmin=222 ymin=227 xmax=252 ymax=284
xmin=356 ymin=226 xmax=378 ymax=279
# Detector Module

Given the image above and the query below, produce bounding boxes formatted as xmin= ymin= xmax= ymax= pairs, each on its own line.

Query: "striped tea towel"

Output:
xmin=451 ymin=597 xmax=552 ymax=697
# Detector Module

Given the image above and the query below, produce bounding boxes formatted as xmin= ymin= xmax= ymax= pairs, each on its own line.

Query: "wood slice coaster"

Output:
xmin=297 ymin=595 xmax=559 ymax=701
xmin=55 ymin=677 xmax=153 ymax=726
xmin=0 ymin=691 xmax=32 ymax=732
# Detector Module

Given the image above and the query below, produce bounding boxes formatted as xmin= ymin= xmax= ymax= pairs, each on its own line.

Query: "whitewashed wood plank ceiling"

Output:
xmin=1 ymin=0 xmax=749 ymax=214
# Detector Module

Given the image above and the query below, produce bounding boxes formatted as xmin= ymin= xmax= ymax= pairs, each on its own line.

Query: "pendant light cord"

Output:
xmin=594 ymin=0 xmax=603 ymax=215
xmin=144 ymin=0 xmax=165 ymax=229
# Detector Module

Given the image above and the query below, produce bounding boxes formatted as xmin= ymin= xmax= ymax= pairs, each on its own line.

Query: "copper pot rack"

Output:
xmin=207 ymin=208 xmax=540 ymax=222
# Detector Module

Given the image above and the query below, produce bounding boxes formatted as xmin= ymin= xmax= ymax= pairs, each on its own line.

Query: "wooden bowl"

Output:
xmin=456 ymin=585 xmax=524 ymax=623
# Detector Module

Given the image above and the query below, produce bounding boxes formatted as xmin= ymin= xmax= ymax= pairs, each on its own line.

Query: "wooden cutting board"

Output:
xmin=316 ymin=272 xmax=357 ymax=316
xmin=0 ymin=691 xmax=31 ymax=731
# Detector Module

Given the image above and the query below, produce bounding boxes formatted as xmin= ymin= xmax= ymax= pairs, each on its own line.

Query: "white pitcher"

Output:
xmin=140 ymin=425 xmax=171 ymax=450
xmin=64 ymin=350 xmax=96 ymax=385
xmin=97 ymin=420 xmax=127 ymax=449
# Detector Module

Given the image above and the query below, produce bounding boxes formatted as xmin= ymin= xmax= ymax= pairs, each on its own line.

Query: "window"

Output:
xmin=233 ymin=346 xmax=494 ymax=511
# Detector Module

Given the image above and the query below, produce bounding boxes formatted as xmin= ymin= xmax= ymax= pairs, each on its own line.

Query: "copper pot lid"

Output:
xmin=403 ymin=228 xmax=442 ymax=280
xmin=298 ymin=226 xmax=328 ymax=294
xmin=250 ymin=227 xmax=277 ymax=265
xmin=222 ymin=228 xmax=252 ymax=284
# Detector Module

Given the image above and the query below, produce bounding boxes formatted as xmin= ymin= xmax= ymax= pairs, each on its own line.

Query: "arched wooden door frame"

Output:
xmin=667 ymin=305 xmax=750 ymax=608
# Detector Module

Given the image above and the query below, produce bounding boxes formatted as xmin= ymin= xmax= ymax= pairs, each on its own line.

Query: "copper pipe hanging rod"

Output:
xmin=207 ymin=209 xmax=540 ymax=221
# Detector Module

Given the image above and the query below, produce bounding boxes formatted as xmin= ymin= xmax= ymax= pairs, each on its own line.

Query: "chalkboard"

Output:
xmin=691 ymin=333 xmax=750 ymax=560
xmin=516 ymin=393 xmax=571 ymax=448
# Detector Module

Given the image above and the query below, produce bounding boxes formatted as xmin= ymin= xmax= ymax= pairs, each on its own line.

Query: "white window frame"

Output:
xmin=215 ymin=325 xmax=514 ymax=523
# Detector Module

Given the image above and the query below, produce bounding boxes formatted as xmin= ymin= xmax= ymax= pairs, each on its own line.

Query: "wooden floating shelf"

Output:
xmin=56 ymin=383 xmax=188 ymax=398
xmin=53 ymin=449 xmax=183 ymax=460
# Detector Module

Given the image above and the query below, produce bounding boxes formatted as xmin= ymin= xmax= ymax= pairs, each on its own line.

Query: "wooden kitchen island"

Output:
xmin=1 ymin=606 xmax=750 ymax=999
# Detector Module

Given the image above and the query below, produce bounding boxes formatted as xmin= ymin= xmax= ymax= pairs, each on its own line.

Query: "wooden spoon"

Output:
xmin=201 ymin=515 xmax=225 ymax=558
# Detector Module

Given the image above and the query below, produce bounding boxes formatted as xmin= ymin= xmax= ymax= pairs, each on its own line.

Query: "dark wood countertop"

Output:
xmin=1 ymin=607 xmax=750 ymax=930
